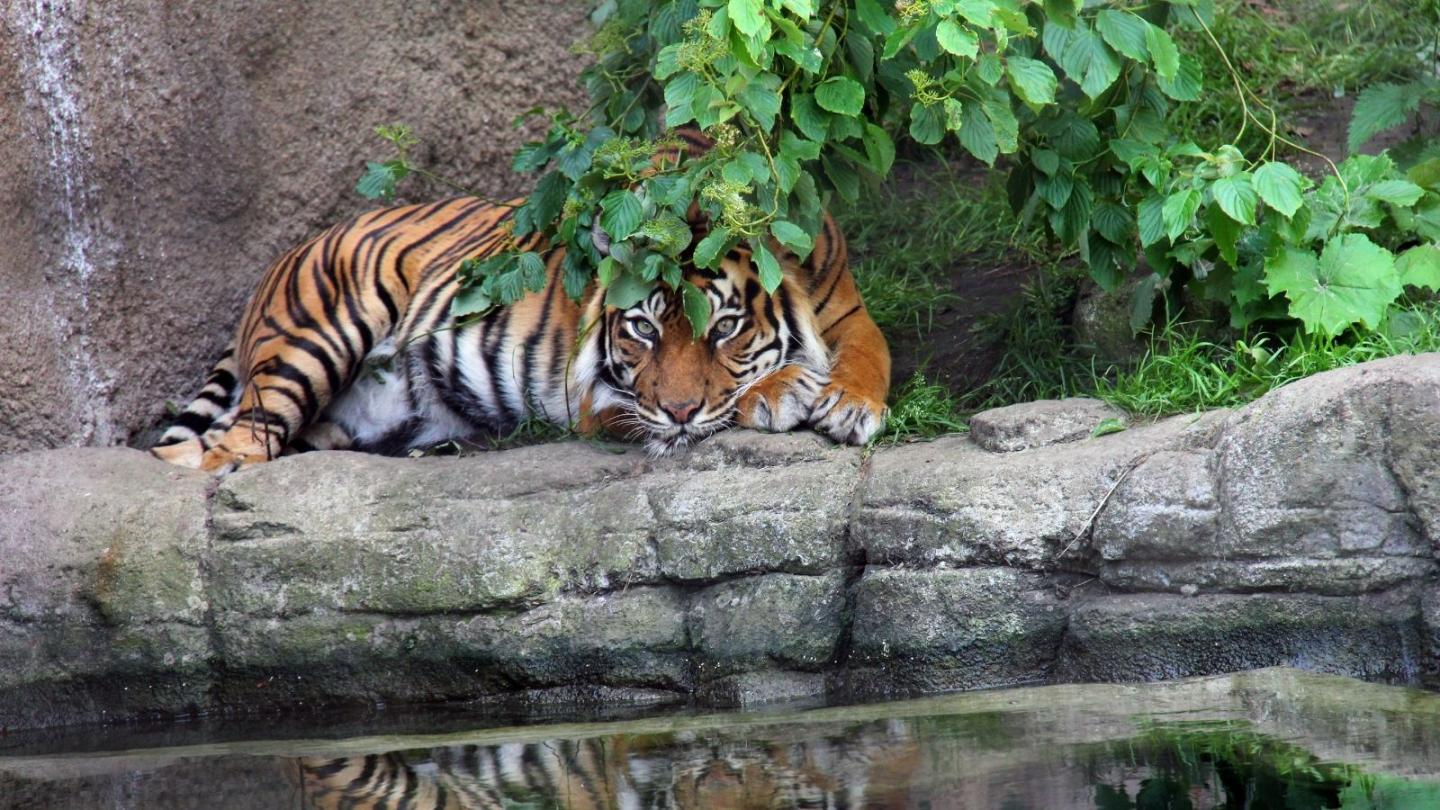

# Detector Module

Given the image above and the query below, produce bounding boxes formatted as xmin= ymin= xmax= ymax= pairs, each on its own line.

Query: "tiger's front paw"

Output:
xmin=808 ymin=383 xmax=887 ymax=445
xmin=736 ymin=366 xmax=828 ymax=433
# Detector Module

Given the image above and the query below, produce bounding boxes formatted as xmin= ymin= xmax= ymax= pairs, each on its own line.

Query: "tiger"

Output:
xmin=151 ymin=131 xmax=890 ymax=473
xmin=295 ymin=723 xmax=923 ymax=809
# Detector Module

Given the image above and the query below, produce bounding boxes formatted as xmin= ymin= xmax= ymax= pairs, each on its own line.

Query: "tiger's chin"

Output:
xmin=640 ymin=420 xmax=728 ymax=458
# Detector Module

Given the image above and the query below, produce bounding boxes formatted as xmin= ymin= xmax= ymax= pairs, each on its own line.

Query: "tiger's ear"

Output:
xmin=591 ymin=216 xmax=612 ymax=256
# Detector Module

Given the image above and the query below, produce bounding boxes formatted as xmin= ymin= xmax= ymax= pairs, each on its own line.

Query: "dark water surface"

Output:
xmin=3 ymin=668 xmax=1438 ymax=809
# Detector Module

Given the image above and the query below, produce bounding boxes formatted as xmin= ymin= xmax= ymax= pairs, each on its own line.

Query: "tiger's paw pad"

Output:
xmin=809 ymin=386 xmax=887 ymax=446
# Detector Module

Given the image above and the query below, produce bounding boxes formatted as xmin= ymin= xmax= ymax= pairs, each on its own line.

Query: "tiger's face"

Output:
xmin=575 ymin=251 xmax=830 ymax=454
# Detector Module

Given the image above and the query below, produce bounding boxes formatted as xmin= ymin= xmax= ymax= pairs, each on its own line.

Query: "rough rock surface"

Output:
xmin=968 ymin=398 xmax=1126 ymax=452
xmin=1 ymin=355 xmax=1438 ymax=731
xmin=0 ymin=0 xmax=587 ymax=453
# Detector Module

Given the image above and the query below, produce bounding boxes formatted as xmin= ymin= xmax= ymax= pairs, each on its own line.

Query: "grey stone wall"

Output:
xmin=1 ymin=355 xmax=1437 ymax=731
xmin=0 ymin=0 xmax=587 ymax=453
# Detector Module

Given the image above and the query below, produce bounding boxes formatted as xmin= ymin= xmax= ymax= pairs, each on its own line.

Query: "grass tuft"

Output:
xmin=871 ymin=371 xmax=970 ymax=445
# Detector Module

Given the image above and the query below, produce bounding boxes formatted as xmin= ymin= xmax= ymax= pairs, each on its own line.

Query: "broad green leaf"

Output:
xmin=1397 ymin=244 xmax=1440 ymax=291
xmin=754 ymin=241 xmax=784 ymax=292
xmin=1347 ymin=82 xmax=1424 ymax=154
xmin=1093 ymin=200 xmax=1134 ymax=244
xmin=1033 ymin=148 xmax=1060 ymax=176
xmin=636 ymin=211 xmax=693 ymax=257
xmin=779 ymin=0 xmax=814 ymax=17
xmin=605 ymin=268 xmax=656 ymax=310
xmin=790 ymin=92 xmax=831 ymax=141
xmin=955 ymin=0 xmax=995 ymax=27
xmin=1157 ymin=54 xmax=1203 ymax=101
xmin=451 ymin=286 xmax=493 ymax=318
xmin=1130 ymin=273 xmax=1162 ymax=334
xmin=862 ymin=123 xmax=896 ymax=175
xmin=728 ymin=0 xmax=767 ymax=37
xmin=937 ymin=19 xmax=979 ymax=58
xmin=693 ymin=226 xmax=733 ymax=269
xmin=814 ymin=76 xmax=865 ymax=116
xmin=1006 ymin=55 xmax=1057 ymax=105
xmin=1206 ymin=204 xmax=1241 ymax=267
xmin=1162 ymin=187 xmax=1201 ymax=241
xmin=909 ymin=102 xmax=945 ymax=145
xmin=1264 ymin=234 xmax=1402 ymax=336
xmin=561 ymin=252 xmax=590 ymax=301
xmin=1408 ymin=157 xmax=1440 ymax=190
xmin=771 ymin=220 xmax=814 ymax=258
xmin=824 ymin=155 xmax=860 ymax=202
xmin=1252 ymin=161 xmax=1305 ymax=218
xmin=1037 ymin=171 xmax=1074 ymax=210
xmin=681 ymin=280 xmax=713 ymax=339
xmin=527 ymin=171 xmax=569 ymax=230
xmin=737 ymin=74 xmax=782 ymax=131
xmin=1211 ymin=172 xmax=1258 ymax=225
xmin=356 ymin=160 xmax=406 ymax=201
xmin=1043 ymin=0 xmax=1080 ymax=29
xmin=1144 ymin=23 xmax=1179 ymax=80
xmin=1138 ymin=194 xmax=1166 ymax=247
xmin=982 ymin=93 xmax=1019 ymax=153
xmin=1365 ymin=179 xmax=1425 ymax=207
xmin=597 ymin=256 xmax=621 ymax=287
xmin=958 ymin=101 xmax=998 ymax=165
xmin=600 ymin=190 xmax=644 ymax=241
xmin=1095 ymin=10 xmax=1149 ymax=63
xmin=854 ymin=0 xmax=896 ymax=35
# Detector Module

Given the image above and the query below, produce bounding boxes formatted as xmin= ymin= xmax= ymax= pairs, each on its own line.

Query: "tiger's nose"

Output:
xmin=662 ymin=399 xmax=700 ymax=424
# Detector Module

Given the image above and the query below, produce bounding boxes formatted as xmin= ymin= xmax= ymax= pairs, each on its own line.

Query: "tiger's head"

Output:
xmin=573 ymin=249 xmax=830 ymax=455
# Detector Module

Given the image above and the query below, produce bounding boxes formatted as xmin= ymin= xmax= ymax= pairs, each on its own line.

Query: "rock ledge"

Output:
xmin=2 ymin=355 xmax=1438 ymax=730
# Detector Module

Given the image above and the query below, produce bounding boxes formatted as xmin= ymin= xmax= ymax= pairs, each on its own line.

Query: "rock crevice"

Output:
xmin=1 ymin=355 xmax=1438 ymax=731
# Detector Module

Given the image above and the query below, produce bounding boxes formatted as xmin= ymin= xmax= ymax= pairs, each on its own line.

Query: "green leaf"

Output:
xmin=1037 ymin=171 xmax=1074 ymax=210
xmin=600 ymin=190 xmax=645 ymax=241
xmin=1093 ymin=200 xmax=1134 ymax=244
xmin=1212 ymin=172 xmax=1259 ymax=225
xmin=728 ymin=0 xmax=767 ymax=37
xmin=1129 ymin=273 xmax=1162 ymax=334
xmin=1043 ymin=0 xmax=1080 ymax=29
xmin=1347 ymin=82 xmax=1424 ymax=154
xmin=936 ymin=19 xmax=979 ymax=58
xmin=1207 ymin=204 xmax=1241 ymax=268
xmin=527 ymin=171 xmax=569 ymax=230
xmin=1090 ymin=417 xmax=1127 ymax=438
xmin=1006 ymin=56 xmax=1057 ymax=105
xmin=1059 ymin=28 xmax=1122 ymax=99
xmin=770 ymin=220 xmax=814 ymax=258
xmin=597 ymin=256 xmax=621 ymax=287
xmin=681 ymin=280 xmax=713 ymax=339
xmin=1032 ymin=148 xmax=1060 ymax=176
xmin=561 ymin=251 xmax=590 ymax=301
xmin=1162 ymin=188 xmax=1201 ymax=241
xmin=862 ymin=123 xmax=896 ymax=175
xmin=955 ymin=0 xmax=996 ymax=27
xmin=1144 ymin=23 xmax=1179 ymax=80
xmin=1157 ymin=53 xmax=1202 ymax=101
xmin=958 ymin=102 xmax=998 ymax=166
xmin=855 ymin=0 xmax=896 ymax=35
xmin=694 ymin=226 xmax=733 ymax=269
xmin=790 ymin=93 xmax=831 ymax=141
xmin=1095 ymin=10 xmax=1149 ymax=63
xmin=909 ymin=101 xmax=945 ymax=145
xmin=1366 ymin=179 xmax=1425 ymax=207
xmin=1397 ymin=244 xmax=1440 ymax=292
xmin=605 ymin=268 xmax=656 ymax=310
xmin=1253 ymin=161 xmax=1306 ymax=218
xmin=738 ymin=74 xmax=783 ymax=131
xmin=637 ymin=211 xmax=694 ymax=257
xmin=1138 ymin=194 xmax=1166 ymax=247
xmin=753 ymin=240 xmax=783 ymax=292
xmin=1264 ymin=234 xmax=1402 ymax=336
xmin=451 ymin=286 xmax=493 ymax=319
xmin=814 ymin=76 xmax=866 ymax=116
xmin=356 ymin=160 xmax=406 ymax=201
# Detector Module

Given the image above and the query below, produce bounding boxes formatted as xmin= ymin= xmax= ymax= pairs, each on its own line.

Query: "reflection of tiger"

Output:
xmin=297 ymin=724 xmax=921 ymax=809
xmin=152 ymin=133 xmax=889 ymax=472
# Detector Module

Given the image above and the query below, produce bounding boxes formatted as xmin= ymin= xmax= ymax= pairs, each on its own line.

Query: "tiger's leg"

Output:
xmin=806 ymin=273 xmax=890 ymax=445
xmin=283 ymin=420 xmax=355 ymax=455
xmin=734 ymin=365 xmax=829 ymax=434
xmin=193 ymin=339 xmax=351 ymax=473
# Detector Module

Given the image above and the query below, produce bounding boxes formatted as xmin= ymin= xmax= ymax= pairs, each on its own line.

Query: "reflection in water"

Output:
xmin=300 ymin=723 xmax=920 ymax=809
xmin=4 ymin=671 xmax=1439 ymax=809
xmin=294 ymin=718 xmax=1439 ymax=809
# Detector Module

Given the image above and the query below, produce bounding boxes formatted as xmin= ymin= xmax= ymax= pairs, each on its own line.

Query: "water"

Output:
xmin=2 ymin=668 xmax=1437 ymax=809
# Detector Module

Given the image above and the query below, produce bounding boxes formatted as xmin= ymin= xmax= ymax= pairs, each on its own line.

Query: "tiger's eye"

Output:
xmin=632 ymin=319 xmax=657 ymax=337
xmin=712 ymin=316 xmax=739 ymax=338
